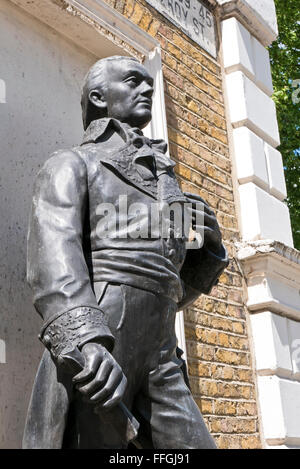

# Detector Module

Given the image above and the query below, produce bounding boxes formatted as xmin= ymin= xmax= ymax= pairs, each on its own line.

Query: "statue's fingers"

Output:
xmin=89 ymin=366 xmax=124 ymax=405
xmin=72 ymin=352 xmax=103 ymax=384
xmin=100 ymin=375 xmax=128 ymax=411
xmin=76 ymin=358 xmax=112 ymax=396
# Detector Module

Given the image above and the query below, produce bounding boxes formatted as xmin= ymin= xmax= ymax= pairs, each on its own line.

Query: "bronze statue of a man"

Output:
xmin=23 ymin=56 xmax=228 ymax=449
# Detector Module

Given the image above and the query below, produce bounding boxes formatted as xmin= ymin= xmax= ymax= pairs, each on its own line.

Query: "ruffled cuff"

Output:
xmin=39 ymin=306 xmax=114 ymax=360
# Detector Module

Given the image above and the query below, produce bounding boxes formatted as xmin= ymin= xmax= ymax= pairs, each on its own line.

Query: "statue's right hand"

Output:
xmin=72 ymin=342 xmax=127 ymax=410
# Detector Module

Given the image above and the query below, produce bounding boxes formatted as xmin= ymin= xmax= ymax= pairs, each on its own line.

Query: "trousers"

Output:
xmin=23 ymin=283 xmax=216 ymax=449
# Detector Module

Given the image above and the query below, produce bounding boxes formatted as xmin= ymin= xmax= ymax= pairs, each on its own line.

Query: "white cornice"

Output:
xmin=9 ymin=0 xmax=159 ymax=58
xmin=237 ymin=240 xmax=300 ymax=267
xmin=236 ymin=240 xmax=300 ymax=321
xmin=216 ymin=0 xmax=278 ymax=46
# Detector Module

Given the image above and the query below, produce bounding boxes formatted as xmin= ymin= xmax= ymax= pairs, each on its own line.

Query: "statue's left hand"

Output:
xmin=184 ymin=192 xmax=222 ymax=254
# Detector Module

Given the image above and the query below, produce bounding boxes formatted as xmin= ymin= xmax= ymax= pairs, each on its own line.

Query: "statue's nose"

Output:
xmin=140 ymin=81 xmax=154 ymax=98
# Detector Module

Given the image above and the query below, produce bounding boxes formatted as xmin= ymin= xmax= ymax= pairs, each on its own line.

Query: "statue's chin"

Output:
xmin=128 ymin=109 xmax=152 ymax=129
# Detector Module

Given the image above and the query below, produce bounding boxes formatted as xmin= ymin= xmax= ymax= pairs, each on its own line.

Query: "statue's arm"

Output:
xmin=27 ymin=150 xmax=114 ymax=361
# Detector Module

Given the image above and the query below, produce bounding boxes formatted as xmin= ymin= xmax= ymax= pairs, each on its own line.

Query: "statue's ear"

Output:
xmin=88 ymin=89 xmax=107 ymax=113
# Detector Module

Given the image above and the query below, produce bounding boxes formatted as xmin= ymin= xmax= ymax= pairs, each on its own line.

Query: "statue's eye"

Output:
xmin=124 ymin=76 xmax=138 ymax=85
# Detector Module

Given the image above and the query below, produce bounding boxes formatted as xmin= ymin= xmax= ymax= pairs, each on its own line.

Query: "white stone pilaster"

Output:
xmin=220 ymin=1 xmax=300 ymax=449
xmin=237 ymin=241 xmax=300 ymax=448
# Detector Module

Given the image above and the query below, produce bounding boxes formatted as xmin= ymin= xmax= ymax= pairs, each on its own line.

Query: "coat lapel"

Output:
xmin=99 ymin=144 xmax=158 ymax=199
xmin=82 ymin=118 xmax=187 ymax=203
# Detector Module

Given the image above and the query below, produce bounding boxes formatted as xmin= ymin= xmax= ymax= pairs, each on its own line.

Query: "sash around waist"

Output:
xmin=89 ymin=249 xmax=184 ymax=303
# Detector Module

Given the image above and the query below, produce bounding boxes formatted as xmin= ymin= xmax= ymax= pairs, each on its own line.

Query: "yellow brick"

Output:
xmin=123 ymin=0 xmax=135 ymax=18
xmin=210 ymin=127 xmax=228 ymax=145
xmin=215 ymin=349 xmax=249 ymax=366
xmin=203 ymin=69 xmax=222 ymax=90
xmin=228 ymin=335 xmax=249 ymax=351
xmin=215 ymin=435 xmax=241 ymax=449
xmin=139 ymin=11 xmax=153 ymax=31
xmin=211 ymin=364 xmax=234 ymax=381
xmin=236 ymin=369 xmax=253 ymax=382
xmin=186 ymin=99 xmax=199 ymax=114
xmin=232 ymin=321 xmax=245 ymax=334
xmin=162 ymin=51 xmax=177 ymax=70
xmin=236 ymin=402 xmax=257 ymax=416
xmin=195 ymin=398 xmax=213 ymax=415
xmin=210 ymin=317 xmax=231 ymax=332
xmin=186 ymin=342 xmax=215 ymax=361
xmin=214 ymin=301 xmax=227 ymax=315
xmin=168 ymin=128 xmax=190 ymax=149
xmin=215 ymin=401 xmax=236 ymax=416
xmin=184 ymin=325 xmax=197 ymax=340
xmin=190 ymin=170 xmax=203 ymax=186
xmin=217 ymin=332 xmax=230 ymax=348
xmin=211 ymin=417 xmax=257 ymax=433
xmin=176 ymin=164 xmax=191 ymax=179
xmin=188 ymin=362 xmax=211 ymax=378
xmin=147 ymin=19 xmax=160 ymax=37
xmin=130 ymin=3 xmax=144 ymax=24
xmin=241 ymin=435 xmax=261 ymax=449
xmin=167 ymin=43 xmax=182 ymax=61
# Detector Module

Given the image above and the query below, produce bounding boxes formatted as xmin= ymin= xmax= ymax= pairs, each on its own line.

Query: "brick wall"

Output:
xmin=104 ymin=0 xmax=261 ymax=449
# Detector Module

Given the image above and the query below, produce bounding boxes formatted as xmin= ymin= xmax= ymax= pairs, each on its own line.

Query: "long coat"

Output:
xmin=23 ymin=118 xmax=228 ymax=448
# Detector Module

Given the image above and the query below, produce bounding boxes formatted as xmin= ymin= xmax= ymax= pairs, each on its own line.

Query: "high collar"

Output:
xmin=82 ymin=118 xmax=143 ymax=145
xmin=81 ymin=117 xmax=176 ymax=171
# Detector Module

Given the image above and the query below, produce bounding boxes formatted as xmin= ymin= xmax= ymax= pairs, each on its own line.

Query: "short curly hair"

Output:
xmin=81 ymin=56 xmax=139 ymax=130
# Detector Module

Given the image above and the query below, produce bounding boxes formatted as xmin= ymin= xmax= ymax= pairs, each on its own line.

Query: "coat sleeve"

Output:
xmin=178 ymin=243 xmax=229 ymax=310
xmin=27 ymin=150 xmax=114 ymax=361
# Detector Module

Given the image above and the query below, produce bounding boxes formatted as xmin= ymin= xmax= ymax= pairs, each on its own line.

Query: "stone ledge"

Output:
xmin=237 ymin=239 xmax=300 ymax=266
xmin=236 ymin=240 xmax=300 ymax=320
xmin=216 ymin=0 xmax=278 ymax=46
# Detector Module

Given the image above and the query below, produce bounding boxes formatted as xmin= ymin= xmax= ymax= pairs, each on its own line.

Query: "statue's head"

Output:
xmin=81 ymin=56 xmax=154 ymax=130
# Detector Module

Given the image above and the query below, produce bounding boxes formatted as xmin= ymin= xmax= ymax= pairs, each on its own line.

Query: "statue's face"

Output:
xmin=103 ymin=60 xmax=154 ymax=129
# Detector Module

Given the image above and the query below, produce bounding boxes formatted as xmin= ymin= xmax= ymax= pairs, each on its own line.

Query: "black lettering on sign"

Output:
xmin=145 ymin=0 xmax=216 ymax=58
xmin=168 ymin=0 xmax=174 ymax=16
xmin=193 ymin=17 xmax=199 ymax=35
xmin=177 ymin=0 xmax=190 ymax=8
xmin=174 ymin=1 xmax=181 ymax=20
xmin=206 ymin=10 xmax=212 ymax=28
xmin=193 ymin=17 xmax=204 ymax=37
xmin=199 ymin=5 xmax=204 ymax=20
